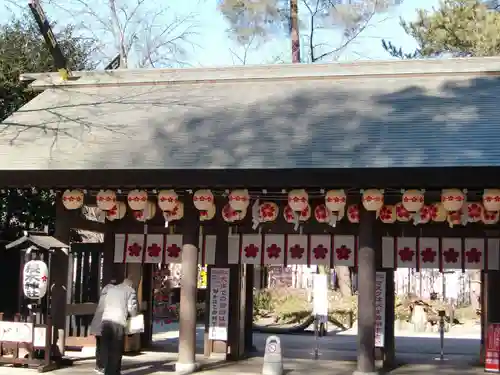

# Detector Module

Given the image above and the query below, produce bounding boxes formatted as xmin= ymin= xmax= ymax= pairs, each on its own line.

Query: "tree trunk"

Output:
xmin=469 ymin=270 xmax=481 ymax=312
xmin=335 ymin=266 xmax=352 ymax=297
xmin=290 ymin=0 xmax=300 ymax=63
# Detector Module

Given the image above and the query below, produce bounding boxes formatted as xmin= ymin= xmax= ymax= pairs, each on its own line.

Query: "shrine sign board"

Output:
xmin=375 ymin=272 xmax=386 ymax=348
xmin=208 ymin=268 xmax=230 ymax=341
xmin=0 ymin=322 xmax=33 ymax=343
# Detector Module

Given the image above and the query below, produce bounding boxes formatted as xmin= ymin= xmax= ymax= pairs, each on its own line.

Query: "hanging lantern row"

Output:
xmin=60 ymin=188 xmax=500 ymax=226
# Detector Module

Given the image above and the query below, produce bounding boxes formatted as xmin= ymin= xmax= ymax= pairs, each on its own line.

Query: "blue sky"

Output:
xmin=0 ymin=0 xmax=439 ymax=67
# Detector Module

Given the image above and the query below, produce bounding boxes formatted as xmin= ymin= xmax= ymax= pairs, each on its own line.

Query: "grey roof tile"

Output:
xmin=2 ymin=63 xmax=500 ymax=170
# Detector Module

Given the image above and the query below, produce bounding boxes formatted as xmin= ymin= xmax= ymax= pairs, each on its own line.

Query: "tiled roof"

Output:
xmin=2 ymin=58 xmax=500 ymax=170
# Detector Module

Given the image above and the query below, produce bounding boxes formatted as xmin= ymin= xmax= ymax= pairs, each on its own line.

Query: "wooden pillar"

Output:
xmin=383 ymin=269 xmax=395 ymax=368
xmin=52 ymin=195 xmax=72 ymax=357
xmin=175 ymin=193 xmax=200 ymax=374
xmin=355 ymin=208 xmax=377 ymax=375
xmin=244 ymin=264 xmax=255 ymax=353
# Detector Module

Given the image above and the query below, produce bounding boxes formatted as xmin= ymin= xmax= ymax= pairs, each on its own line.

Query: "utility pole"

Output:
xmin=290 ymin=0 xmax=300 ymax=63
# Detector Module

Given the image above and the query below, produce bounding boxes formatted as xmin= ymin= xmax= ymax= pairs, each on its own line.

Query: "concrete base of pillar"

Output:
xmin=175 ymin=362 xmax=199 ymax=374
xmin=353 ymin=371 xmax=379 ymax=375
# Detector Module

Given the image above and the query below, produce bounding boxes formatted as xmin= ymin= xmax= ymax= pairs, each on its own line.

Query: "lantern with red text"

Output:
xmin=133 ymin=201 xmax=156 ymax=222
xmin=164 ymin=202 xmax=184 ymax=222
xmin=228 ymin=189 xmax=250 ymax=212
xmin=288 ymin=189 xmax=308 ymax=212
xmin=193 ymin=190 xmax=214 ymax=211
xmin=347 ymin=204 xmax=360 ymax=223
xmin=128 ymin=189 xmax=148 ymax=211
xmin=222 ymin=204 xmax=246 ymax=223
xmin=96 ymin=189 xmax=116 ymax=211
xmin=378 ymin=205 xmax=396 ymax=224
xmin=482 ymin=210 xmax=499 ymax=225
xmin=441 ymin=189 xmax=465 ymax=212
xmin=325 ymin=189 xmax=346 ymax=212
xmin=402 ymin=189 xmax=425 ymax=212
xmin=200 ymin=204 xmax=216 ymax=221
xmin=361 ymin=189 xmax=384 ymax=211
xmin=62 ymin=189 xmax=84 ymax=210
xmin=467 ymin=202 xmax=483 ymax=223
xmin=483 ymin=189 xmax=500 ymax=212
xmin=157 ymin=190 xmax=178 ymax=212
xmin=259 ymin=202 xmax=279 ymax=223
xmin=430 ymin=203 xmax=447 ymax=222
xmin=106 ymin=202 xmax=127 ymax=221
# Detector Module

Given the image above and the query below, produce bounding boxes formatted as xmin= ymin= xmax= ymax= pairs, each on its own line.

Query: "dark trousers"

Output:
xmin=101 ymin=321 xmax=125 ymax=375
xmin=95 ymin=335 xmax=104 ymax=369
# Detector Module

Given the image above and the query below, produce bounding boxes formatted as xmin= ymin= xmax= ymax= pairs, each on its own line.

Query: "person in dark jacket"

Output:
xmin=90 ymin=280 xmax=116 ymax=374
xmin=100 ymin=278 xmax=138 ymax=375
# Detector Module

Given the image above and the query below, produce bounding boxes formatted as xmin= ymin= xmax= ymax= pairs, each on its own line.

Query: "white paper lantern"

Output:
xmin=288 ymin=189 xmax=308 ymax=212
xmin=62 ymin=189 xmax=84 ymax=210
xmin=133 ymin=201 xmax=156 ymax=222
xmin=325 ymin=189 xmax=346 ymax=212
xmin=315 ymin=204 xmax=330 ymax=223
xmin=361 ymin=189 xmax=384 ymax=211
xmin=193 ymin=190 xmax=214 ymax=211
xmin=106 ymin=202 xmax=127 ymax=221
xmin=418 ymin=205 xmax=431 ymax=224
xmin=164 ymin=202 xmax=184 ymax=222
xmin=259 ymin=202 xmax=279 ymax=222
xmin=402 ymin=189 xmax=425 ymax=212
xmin=430 ymin=203 xmax=447 ymax=222
xmin=96 ymin=189 xmax=116 ymax=211
xmin=200 ymin=204 xmax=216 ymax=221
xmin=157 ymin=190 xmax=178 ymax=212
xmin=128 ymin=189 xmax=148 ymax=211
xmin=222 ymin=204 xmax=246 ymax=223
xmin=395 ymin=202 xmax=411 ymax=222
xmin=447 ymin=211 xmax=462 ymax=228
xmin=23 ymin=260 xmax=49 ymax=300
xmin=378 ymin=205 xmax=396 ymax=224
xmin=284 ymin=204 xmax=310 ymax=223
xmin=483 ymin=189 xmax=500 ymax=212
xmin=482 ymin=210 xmax=499 ymax=225
xmin=441 ymin=189 xmax=465 ymax=212
xmin=228 ymin=189 xmax=250 ymax=212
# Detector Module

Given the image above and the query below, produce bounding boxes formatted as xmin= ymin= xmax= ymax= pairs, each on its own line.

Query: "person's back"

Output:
xmin=101 ymin=279 xmax=138 ymax=327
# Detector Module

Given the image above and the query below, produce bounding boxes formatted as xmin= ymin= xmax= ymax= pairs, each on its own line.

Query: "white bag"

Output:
xmin=126 ymin=314 xmax=144 ymax=334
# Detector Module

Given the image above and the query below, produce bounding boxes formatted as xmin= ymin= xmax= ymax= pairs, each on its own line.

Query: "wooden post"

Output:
xmin=175 ymin=193 xmax=200 ymax=374
xmin=51 ymin=196 xmax=71 ymax=357
xmin=383 ymin=269 xmax=395 ymax=368
xmin=244 ymin=264 xmax=255 ymax=353
xmin=355 ymin=208 xmax=377 ymax=375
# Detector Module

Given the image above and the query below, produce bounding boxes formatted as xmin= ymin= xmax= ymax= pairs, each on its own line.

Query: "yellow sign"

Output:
xmin=198 ymin=266 xmax=207 ymax=289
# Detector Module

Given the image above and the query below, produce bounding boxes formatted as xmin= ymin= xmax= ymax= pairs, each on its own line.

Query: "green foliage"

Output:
xmin=253 ymin=289 xmax=275 ymax=318
xmin=383 ymin=0 xmax=500 ymax=58
xmin=0 ymin=14 xmax=96 ymax=122
xmin=0 ymin=15 xmax=95 ymax=238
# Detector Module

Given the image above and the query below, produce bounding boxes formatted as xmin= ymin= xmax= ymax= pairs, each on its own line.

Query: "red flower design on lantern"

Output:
xmin=160 ymin=196 xmax=176 ymax=203
xmin=421 ymin=247 xmax=436 ymax=263
xmin=336 ymin=245 xmax=351 ymax=261
xmin=468 ymin=204 xmax=482 ymax=220
xmin=41 ymin=275 xmax=48 ymax=282
xmin=244 ymin=244 xmax=259 ymax=258
xmin=419 ymin=205 xmax=431 ymax=222
xmin=166 ymin=244 xmax=181 ymax=258
xmin=267 ymin=244 xmax=282 ymax=259
xmin=313 ymin=245 xmax=328 ymax=260
xmin=128 ymin=243 xmax=142 ymax=257
xmin=315 ymin=205 xmax=328 ymax=221
xmin=289 ymin=245 xmax=304 ymax=259
xmin=396 ymin=204 xmax=410 ymax=220
xmin=465 ymin=248 xmax=481 ymax=263
xmin=398 ymin=247 xmax=414 ymax=262
xmin=443 ymin=248 xmax=459 ymax=263
xmin=379 ymin=206 xmax=393 ymax=221
xmin=148 ymin=244 xmax=162 ymax=258
xmin=348 ymin=205 xmax=359 ymax=222
xmin=261 ymin=204 xmax=276 ymax=219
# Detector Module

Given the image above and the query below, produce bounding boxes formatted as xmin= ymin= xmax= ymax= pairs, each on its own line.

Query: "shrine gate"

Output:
xmin=2 ymin=56 xmax=500 ymax=374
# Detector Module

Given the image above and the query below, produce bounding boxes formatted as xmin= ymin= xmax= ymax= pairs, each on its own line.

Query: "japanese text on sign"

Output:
xmin=208 ymin=268 xmax=230 ymax=341
xmin=375 ymin=272 xmax=386 ymax=348
xmin=23 ymin=260 xmax=49 ymax=300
